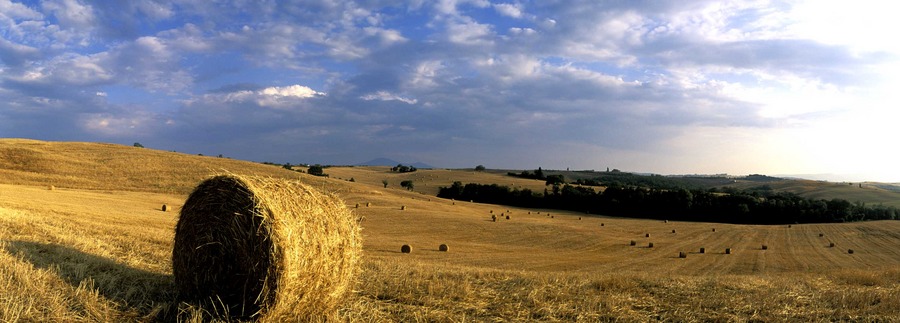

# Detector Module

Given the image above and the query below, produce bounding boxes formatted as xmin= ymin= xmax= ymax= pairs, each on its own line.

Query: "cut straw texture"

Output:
xmin=172 ymin=174 xmax=361 ymax=320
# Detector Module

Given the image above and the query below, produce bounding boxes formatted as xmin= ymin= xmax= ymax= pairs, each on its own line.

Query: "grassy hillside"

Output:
xmin=1 ymin=139 xmax=898 ymax=321
xmin=0 ymin=138 xmax=319 ymax=194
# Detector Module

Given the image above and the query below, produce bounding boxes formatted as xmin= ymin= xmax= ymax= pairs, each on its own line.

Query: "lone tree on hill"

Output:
xmin=475 ymin=165 xmax=486 ymax=171
xmin=382 ymin=179 xmax=389 ymax=188
xmin=308 ymin=164 xmax=326 ymax=176
xmin=133 ymin=142 xmax=144 ymax=148
xmin=401 ymin=180 xmax=415 ymax=191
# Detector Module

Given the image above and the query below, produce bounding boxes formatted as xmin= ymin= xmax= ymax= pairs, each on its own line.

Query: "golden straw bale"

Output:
xmin=172 ymin=174 xmax=361 ymax=320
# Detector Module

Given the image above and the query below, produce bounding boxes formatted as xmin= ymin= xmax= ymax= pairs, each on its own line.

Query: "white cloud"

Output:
xmin=361 ymin=91 xmax=417 ymax=104
xmin=493 ymin=3 xmax=523 ymax=18
xmin=41 ymin=0 xmax=95 ymax=30
xmin=260 ymin=85 xmax=324 ymax=98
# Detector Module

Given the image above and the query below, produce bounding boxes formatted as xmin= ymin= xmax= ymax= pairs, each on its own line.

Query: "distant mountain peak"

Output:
xmin=357 ymin=158 xmax=433 ymax=169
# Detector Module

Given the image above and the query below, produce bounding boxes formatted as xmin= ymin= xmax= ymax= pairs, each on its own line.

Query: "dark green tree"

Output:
xmin=475 ymin=165 xmax=486 ymax=171
xmin=401 ymin=180 xmax=414 ymax=191
xmin=133 ymin=142 xmax=144 ymax=148
xmin=545 ymin=174 xmax=565 ymax=186
xmin=382 ymin=179 xmax=389 ymax=188
xmin=308 ymin=164 xmax=326 ymax=176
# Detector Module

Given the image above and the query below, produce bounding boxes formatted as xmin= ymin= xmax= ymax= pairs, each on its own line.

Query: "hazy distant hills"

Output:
xmin=356 ymin=158 xmax=433 ymax=169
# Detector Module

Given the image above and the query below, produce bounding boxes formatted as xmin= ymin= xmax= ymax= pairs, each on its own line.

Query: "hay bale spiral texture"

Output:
xmin=172 ymin=174 xmax=361 ymax=320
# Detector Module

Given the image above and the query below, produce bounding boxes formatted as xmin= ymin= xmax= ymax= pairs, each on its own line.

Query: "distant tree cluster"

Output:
xmin=308 ymin=164 xmax=327 ymax=177
xmin=508 ymin=167 xmax=546 ymax=180
xmin=391 ymin=164 xmax=417 ymax=173
xmin=437 ymin=182 xmax=899 ymax=224
xmin=400 ymin=180 xmax=414 ymax=191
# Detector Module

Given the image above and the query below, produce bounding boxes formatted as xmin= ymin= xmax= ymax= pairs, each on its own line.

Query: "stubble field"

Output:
xmin=1 ymin=139 xmax=898 ymax=321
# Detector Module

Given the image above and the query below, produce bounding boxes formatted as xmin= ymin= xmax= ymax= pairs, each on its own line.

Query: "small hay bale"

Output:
xmin=172 ymin=174 xmax=361 ymax=320
xmin=48 ymin=185 xmax=55 ymax=191
xmin=671 ymin=229 xmax=676 ymax=233
xmin=630 ymin=240 xmax=636 ymax=246
xmin=645 ymin=233 xmax=651 ymax=238
xmin=366 ymin=202 xmax=371 ymax=207
xmin=712 ymin=228 xmax=716 ymax=232
xmin=819 ymin=233 xmax=824 ymax=237
xmin=505 ymin=215 xmax=510 ymax=220
xmin=648 ymin=242 xmax=654 ymax=248
xmin=664 ymin=220 xmax=668 ymax=223
xmin=829 ymin=242 xmax=835 ymax=248
xmin=762 ymin=245 xmax=768 ymax=250
xmin=579 ymin=217 xmax=582 ymax=220
xmin=725 ymin=248 xmax=732 ymax=254
xmin=355 ymin=203 xmax=360 ymax=208
xmin=600 ymin=223 xmax=604 ymax=227
xmin=528 ymin=212 xmax=531 ymax=214
xmin=848 ymin=249 xmax=854 ymax=254
xmin=787 ymin=224 xmax=792 ymax=228
xmin=400 ymin=205 xmax=406 ymax=210
xmin=490 ymin=210 xmax=493 ymax=214
xmin=162 ymin=204 xmax=168 ymax=212
xmin=401 ymin=245 xmax=412 ymax=253
xmin=439 ymin=244 xmax=449 ymax=252
xmin=699 ymin=247 xmax=705 ymax=254
xmin=551 ymin=215 xmax=554 ymax=218
xmin=679 ymin=251 xmax=687 ymax=258
xmin=491 ymin=214 xmax=497 ymax=222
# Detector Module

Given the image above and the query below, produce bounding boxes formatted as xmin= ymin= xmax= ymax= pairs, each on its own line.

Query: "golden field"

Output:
xmin=1 ymin=139 xmax=898 ymax=322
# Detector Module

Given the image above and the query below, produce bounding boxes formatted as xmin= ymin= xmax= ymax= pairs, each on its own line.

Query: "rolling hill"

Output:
xmin=0 ymin=139 xmax=898 ymax=321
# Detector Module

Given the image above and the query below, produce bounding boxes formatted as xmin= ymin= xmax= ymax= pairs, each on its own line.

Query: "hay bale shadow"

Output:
xmin=4 ymin=240 xmax=175 ymax=320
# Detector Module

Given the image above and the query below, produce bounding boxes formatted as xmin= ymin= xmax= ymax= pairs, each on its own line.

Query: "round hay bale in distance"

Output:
xmin=172 ymin=175 xmax=361 ymax=320
xmin=699 ymin=247 xmax=705 ymax=254
xmin=819 ymin=233 xmax=824 ymax=237
xmin=712 ymin=228 xmax=716 ymax=232
xmin=829 ymin=242 xmax=835 ymax=248
xmin=648 ymin=242 xmax=654 ymax=248
xmin=645 ymin=233 xmax=651 ymax=238
xmin=161 ymin=204 xmax=168 ymax=212
xmin=505 ymin=215 xmax=510 ymax=220
xmin=679 ymin=251 xmax=687 ymax=258
xmin=401 ymin=244 xmax=412 ymax=253
xmin=671 ymin=229 xmax=676 ymax=233
xmin=630 ymin=240 xmax=637 ymax=246
xmin=762 ymin=245 xmax=768 ymax=250
xmin=439 ymin=244 xmax=449 ymax=252
xmin=848 ymin=249 xmax=854 ymax=254
xmin=725 ymin=248 xmax=732 ymax=254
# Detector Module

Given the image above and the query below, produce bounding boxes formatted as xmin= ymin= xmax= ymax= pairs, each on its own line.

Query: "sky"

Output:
xmin=1 ymin=0 xmax=898 ymax=182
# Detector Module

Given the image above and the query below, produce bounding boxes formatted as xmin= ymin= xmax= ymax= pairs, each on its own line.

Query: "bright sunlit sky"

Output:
xmin=1 ymin=0 xmax=898 ymax=182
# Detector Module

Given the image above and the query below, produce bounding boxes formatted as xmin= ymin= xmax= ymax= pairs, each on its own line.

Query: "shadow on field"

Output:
xmin=4 ymin=240 xmax=177 ymax=320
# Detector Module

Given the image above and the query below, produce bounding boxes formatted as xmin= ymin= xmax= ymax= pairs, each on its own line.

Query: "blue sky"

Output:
xmin=1 ymin=0 xmax=898 ymax=181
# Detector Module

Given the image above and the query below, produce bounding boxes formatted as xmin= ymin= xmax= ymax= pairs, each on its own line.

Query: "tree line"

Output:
xmin=437 ymin=182 xmax=899 ymax=224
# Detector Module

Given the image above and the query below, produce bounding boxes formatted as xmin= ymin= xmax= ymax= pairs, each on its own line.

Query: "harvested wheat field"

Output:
xmin=1 ymin=140 xmax=899 ymax=321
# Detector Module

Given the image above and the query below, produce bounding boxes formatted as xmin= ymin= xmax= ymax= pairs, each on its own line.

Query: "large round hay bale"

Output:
xmin=725 ymin=248 xmax=732 ymax=254
xmin=439 ymin=244 xmax=449 ymax=252
xmin=401 ymin=244 xmax=412 ymax=253
xmin=161 ymin=204 xmax=168 ymax=212
xmin=172 ymin=175 xmax=361 ymax=320
xmin=699 ymin=247 xmax=705 ymax=254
